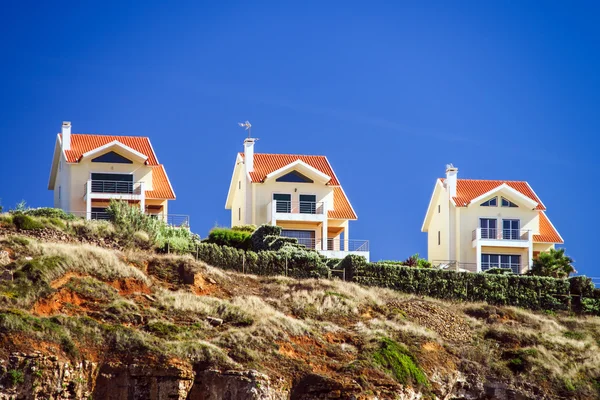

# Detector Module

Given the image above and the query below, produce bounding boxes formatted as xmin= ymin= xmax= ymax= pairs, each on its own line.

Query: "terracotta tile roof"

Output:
xmin=146 ymin=165 xmax=176 ymax=199
xmin=533 ymin=211 xmax=563 ymax=244
xmin=440 ymin=178 xmax=546 ymax=210
xmin=329 ymin=187 xmax=357 ymax=220
xmin=240 ymin=153 xmax=356 ymax=220
xmin=240 ymin=153 xmax=340 ymax=185
xmin=61 ymin=134 xmax=159 ymax=165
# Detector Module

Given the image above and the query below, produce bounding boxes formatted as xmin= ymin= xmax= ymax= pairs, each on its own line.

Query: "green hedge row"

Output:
xmin=340 ymin=255 xmax=599 ymax=313
xmin=194 ymin=243 xmax=329 ymax=279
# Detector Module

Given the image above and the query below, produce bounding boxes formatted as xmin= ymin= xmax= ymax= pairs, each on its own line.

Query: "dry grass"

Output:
xmin=30 ymin=242 xmax=150 ymax=284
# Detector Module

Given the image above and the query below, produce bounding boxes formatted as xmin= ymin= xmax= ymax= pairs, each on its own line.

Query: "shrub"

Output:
xmin=372 ymin=338 xmax=429 ymax=386
xmin=231 ymin=225 xmax=257 ymax=233
xmin=12 ymin=214 xmax=43 ymax=231
xmin=205 ymin=228 xmax=252 ymax=250
xmin=484 ymin=268 xmax=513 ymax=275
xmin=250 ymin=225 xmax=282 ymax=251
xmin=401 ymin=253 xmax=432 ymax=268
xmin=23 ymin=208 xmax=77 ymax=221
xmin=7 ymin=369 xmax=24 ymax=386
xmin=530 ymin=248 xmax=576 ymax=278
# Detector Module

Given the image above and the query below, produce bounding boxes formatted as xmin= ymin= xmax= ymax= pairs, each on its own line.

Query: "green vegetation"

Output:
xmin=205 ymin=227 xmax=253 ymax=250
xmin=12 ymin=214 xmax=44 ymax=231
xmin=372 ymin=338 xmax=428 ymax=386
xmin=8 ymin=369 xmax=24 ymax=386
xmin=530 ymin=248 xmax=576 ymax=278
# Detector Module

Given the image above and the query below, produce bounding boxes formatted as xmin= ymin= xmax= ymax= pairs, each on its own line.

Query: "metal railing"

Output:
xmin=85 ymin=180 xmax=143 ymax=195
xmin=481 ymin=262 xmax=525 ymax=275
xmin=431 ymin=260 xmax=478 ymax=273
xmin=286 ymin=238 xmax=369 ymax=252
xmin=272 ymin=201 xmax=325 ymax=215
xmin=472 ymin=228 xmax=530 ymax=241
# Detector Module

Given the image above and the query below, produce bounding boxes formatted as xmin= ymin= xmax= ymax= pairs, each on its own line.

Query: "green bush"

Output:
xmin=484 ymin=268 xmax=514 ymax=275
xmin=205 ymin=228 xmax=252 ymax=250
xmin=12 ymin=214 xmax=44 ymax=231
xmin=341 ymin=255 xmax=573 ymax=312
xmin=194 ymin=243 xmax=329 ymax=279
xmin=231 ymin=225 xmax=257 ymax=233
xmin=23 ymin=208 xmax=77 ymax=221
xmin=250 ymin=225 xmax=282 ymax=251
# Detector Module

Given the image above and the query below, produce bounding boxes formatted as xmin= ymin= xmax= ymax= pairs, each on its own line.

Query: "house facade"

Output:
xmin=48 ymin=122 xmax=179 ymax=223
xmin=422 ymin=165 xmax=563 ymax=273
xmin=225 ymin=138 xmax=369 ymax=261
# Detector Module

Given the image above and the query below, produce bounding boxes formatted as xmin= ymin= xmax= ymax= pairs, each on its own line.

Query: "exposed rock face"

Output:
xmin=0 ymin=352 xmax=98 ymax=399
xmin=189 ymin=369 xmax=285 ymax=400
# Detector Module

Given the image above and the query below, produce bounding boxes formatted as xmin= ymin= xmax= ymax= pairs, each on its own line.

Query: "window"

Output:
xmin=91 ymin=151 xmax=133 ymax=164
xmin=438 ymin=205 xmax=440 ymax=213
xmin=281 ymin=230 xmax=316 ymax=249
xmin=501 ymin=197 xmax=518 ymax=208
xmin=438 ymin=231 xmax=441 ymax=245
xmin=299 ymin=194 xmax=317 ymax=214
xmin=273 ymin=193 xmax=291 ymax=213
xmin=480 ymin=197 xmax=497 ymax=207
xmin=58 ymin=186 xmax=61 ymax=200
xmin=482 ymin=254 xmax=521 ymax=274
xmin=59 ymin=160 xmax=62 ymax=171
xmin=238 ymin=208 xmax=241 ymax=221
xmin=502 ymin=219 xmax=520 ymax=240
xmin=276 ymin=170 xmax=314 ymax=183
xmin=91 ymin=207 xmax=110 ymax=220
xmin=480 ymin=218 xmax=497 ymax=239
xmin=238 ymin=181 xmax=241 ymax=189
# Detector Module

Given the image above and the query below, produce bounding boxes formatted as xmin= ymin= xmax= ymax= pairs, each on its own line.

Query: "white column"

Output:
xmin=476 ymin=243 xmax=482 ymax=272
xmin=85 ymin=180 xmax=92 ymax=220
xmin=139 ymin=182 xmax=145 ymax=214
xmin=344 ymin=220 xmax=349 ymax=251
xmin=270 ymin=201 xmax=277 ymax=226
xmin=321 ymin=219 xmax=328 ymax=251
xmin=527 ymin=233 xmax=534 ymax=272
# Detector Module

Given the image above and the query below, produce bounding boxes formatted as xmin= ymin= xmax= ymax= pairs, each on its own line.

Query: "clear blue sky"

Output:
xmin=0 ymin=1 xmax=598 ymax=276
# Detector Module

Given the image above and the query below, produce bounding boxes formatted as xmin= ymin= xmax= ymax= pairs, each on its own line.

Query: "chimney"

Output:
xmin=445 ymin=164 xmax=458 ymax=198
xmin=244 ymin=138 xmax=255 ymax=173
xmin=62 ymin=121 xmax=71 ymax=151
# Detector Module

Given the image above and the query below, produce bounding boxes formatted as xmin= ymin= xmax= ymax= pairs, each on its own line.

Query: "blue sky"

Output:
xmin=0 ymin=1 xmax=598 ymax=276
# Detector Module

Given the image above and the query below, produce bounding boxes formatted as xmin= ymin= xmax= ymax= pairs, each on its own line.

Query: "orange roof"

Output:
xmin=146 ymin=165 xmax=176 ymax=199
xmin=59 ymin=133 xmax=174 ymax=200
xmin=61 ymin=134 xmax=159 ymax=165
xmin=533 ymin=212 xmax=563 ymax=243
xmin=240 ymin=153 xmax=340 ymax=185
xmin=240 ymin=153 xmax=356 ymax=220
xmin=440 ymin=178 xmax=546 ymax=210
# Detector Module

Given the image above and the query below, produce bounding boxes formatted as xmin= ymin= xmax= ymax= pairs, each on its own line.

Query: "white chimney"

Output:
xmin=62 ymin=121 xmax=72 ymax=151
xmin=445 ymin=164 xmax=458 ymax=198
xmin=244 ymin=138 xmax=255 ymax=173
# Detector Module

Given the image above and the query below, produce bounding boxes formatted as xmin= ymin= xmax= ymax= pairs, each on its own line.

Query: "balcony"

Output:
xmin=267 ymin=200 xmax=327 ymax=223
xmin=84 ymin=180 xmax=144 ymax=200
xmin=472 ymin=228 xmax=531 ymax=248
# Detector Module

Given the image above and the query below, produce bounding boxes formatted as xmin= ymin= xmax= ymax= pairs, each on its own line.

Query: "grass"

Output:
xmin=372 ymin=337 xmax=429 ymax=387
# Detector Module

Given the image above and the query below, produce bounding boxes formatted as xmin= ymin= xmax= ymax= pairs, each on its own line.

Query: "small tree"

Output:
xmin=530 ymin=248 xmax=575 ymax=279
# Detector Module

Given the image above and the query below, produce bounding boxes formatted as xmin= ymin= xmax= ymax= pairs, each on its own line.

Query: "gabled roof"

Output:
xmin=440 ymin=178 xmax=546 ymax=210
xmin=61 ymin=134 xmax=159 ymax=165
xmin=236 ymin=153 xmax=357 ymax=220
xmin=49 ymin=133 xmax=175 ymax=200
xmin=240 ymin=153 xmax=340 ymax=185
xmin=534 ymin=211 xmax=564 ymax=244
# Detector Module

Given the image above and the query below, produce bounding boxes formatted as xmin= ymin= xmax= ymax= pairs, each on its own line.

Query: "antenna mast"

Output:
xmin=238 ymin=121 xmax=252 ymax=138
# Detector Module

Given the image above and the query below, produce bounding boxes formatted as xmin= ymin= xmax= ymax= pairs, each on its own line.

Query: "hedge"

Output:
xmin=194 ymin=243 xmax=330 ymax=279
xmin=339 ymin=255 xmax=598 ymax=313
xmin=205 ymin=228 xmax=252 ymax=250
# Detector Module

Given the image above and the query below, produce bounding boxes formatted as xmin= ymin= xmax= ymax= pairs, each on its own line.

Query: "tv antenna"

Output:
xmin=238 ymin=121 xmax=252 ymax=138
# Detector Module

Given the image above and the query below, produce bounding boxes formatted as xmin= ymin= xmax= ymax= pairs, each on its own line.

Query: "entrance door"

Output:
xmin=480 ymin=218 xmax=497 ymax=239
xmin=273 ymin=193 xmax=291 ymax=213
xmin=299 ymin=194 xmax=317 ymax=214
xmin=503 ymin=219 xmax=520 ymax=240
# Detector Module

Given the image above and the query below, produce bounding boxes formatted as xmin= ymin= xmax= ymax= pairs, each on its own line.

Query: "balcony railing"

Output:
xmin=272 ymin=201 xmax=325 ymax=215
xmin=472 ymin=228 xmax=531 ymax=241
xmin=431 ymin=260 xmax=478 ymax=273
xmin=482 ymin=262 xmax=526 ymax=275
xmin=85 ymin=180 xmax=143 ymax=195
xmin=290 ymin=238 xmax=369 ymax=252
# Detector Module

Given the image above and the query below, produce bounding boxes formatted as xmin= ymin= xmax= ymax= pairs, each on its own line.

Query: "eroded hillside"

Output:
xmin=1 ymin=233 xmax=600 ymax=399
